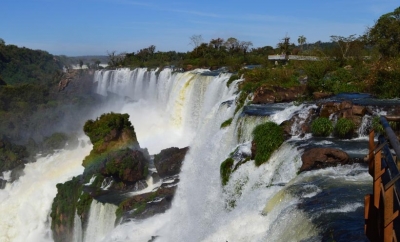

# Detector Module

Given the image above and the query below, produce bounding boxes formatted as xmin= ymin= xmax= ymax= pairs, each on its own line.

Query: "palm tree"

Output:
xmin=297 ymin=35 xmax=306 ymax=51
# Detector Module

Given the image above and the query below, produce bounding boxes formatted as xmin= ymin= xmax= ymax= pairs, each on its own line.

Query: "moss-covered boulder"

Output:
xmin=82 ymin=112 xmax=140 ymax=168
xmin=154 ymin=147 xmax=188 ymax=178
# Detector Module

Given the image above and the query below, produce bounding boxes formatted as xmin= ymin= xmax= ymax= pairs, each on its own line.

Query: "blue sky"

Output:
xmin=1 ymin=0 xmax=398 ymax=56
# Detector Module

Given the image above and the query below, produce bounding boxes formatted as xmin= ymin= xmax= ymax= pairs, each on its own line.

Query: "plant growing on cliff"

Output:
xmin=220 ymin=157 xmax=234 ymax=185
xmin=220 ymin=118 xmax=233 ymax=129
xmin=311 ymin=117 xmax=333 ymax=137
xmin=226 ymin=74 xmax=239 ymax=87
xmin=334 ymin=118 xmax=355 ymax=138
xmin=252 ymin=122 xmax=284 ymax=166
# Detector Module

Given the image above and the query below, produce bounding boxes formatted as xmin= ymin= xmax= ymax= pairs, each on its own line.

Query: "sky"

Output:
xmin=1 ymin=0 xmax=399 ymax=56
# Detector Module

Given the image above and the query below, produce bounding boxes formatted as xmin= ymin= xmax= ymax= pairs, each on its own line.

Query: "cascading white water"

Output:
xmin=83 ymin=201 xmax=117 ymax=242
xmin=0 ymin=139 xmax=91 ymax=242
xmin=72 ymin=214 xmax=83 ymax=242
xmin=94 ymin=68 xmax=236 ymax=154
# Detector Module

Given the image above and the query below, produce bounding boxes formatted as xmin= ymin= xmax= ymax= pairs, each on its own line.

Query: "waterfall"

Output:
xmin=91 ymin=69 xmax=370 ymax=241
xmin=0 ymin=68 xmax=372 ymax=242
xmin=94 ymin=68 xmax=236 ymax=154
xmin=83 ymin=200 xmax=117 ymax=242
xmin=72 ymin=214 xmax=83 ymax=242
xmin=0 ymin=139 xmax=91 ymax=242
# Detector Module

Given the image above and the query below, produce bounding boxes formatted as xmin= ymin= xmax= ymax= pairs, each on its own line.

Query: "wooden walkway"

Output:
xmin=365 ymin=116 xmax=400 ymax=242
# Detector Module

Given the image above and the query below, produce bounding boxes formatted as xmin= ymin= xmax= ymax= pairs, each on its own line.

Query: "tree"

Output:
xmin=277 ymin=36 xmax=291 ymax=56
xmin=0 ymin=38 xmax=5 ymax=46
xmin=239 ymin=41 xmax=253 ymax=58
xmin=330 ymin=34 xmax=358 ymax=58
xmin=224 ymin=37 xmax=239 ymax=52
xmin=367 ymin=7 xmax=400 ymax=58
xmin=297 ymin=35 xmax=306 ymax=50
xmin=189 ymin=35 xmax=203 ymax=54
xmin=79 ymin=59 xmax=83 ymax=69
xmin=209 ymin=38 xmax=224 ymax=50
xmin=107 ymin=51 xmax=124 ymax=67
xmin=95 ymin=60 xmax=101 ymax=69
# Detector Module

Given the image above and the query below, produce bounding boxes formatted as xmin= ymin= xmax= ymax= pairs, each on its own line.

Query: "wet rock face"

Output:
xmin=154 ymin=147 xmax=189 ymax=178
xmin=118 ymin=185 xmax=177 ymax=222
xmin=0 ymin=178 xmax=6 ymax=189
xmin=102 ymin=148 xmax=148 ymax=183
xmin=300 ymin=147 xmax=350 ymax=172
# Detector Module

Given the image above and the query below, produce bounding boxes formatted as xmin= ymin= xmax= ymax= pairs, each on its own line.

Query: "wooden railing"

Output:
xmin=365 ymin=116 xmax=400 ymax=242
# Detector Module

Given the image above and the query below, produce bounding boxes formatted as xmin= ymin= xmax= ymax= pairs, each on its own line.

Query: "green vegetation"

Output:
xmin=0 ymin=139 xmax=29 ymax=173
xmin=220 ymin=158 xmax=234 ymax=186
xmin=252 ymin=122 xmax=284 ymax=166
xmin=367 ymin=7 xmax=400 ymax=58
xmin=311 ymin=117 xmax=333 ymax=137
xmin=0 ymin=44 xmax=63 ymax=85
xmin=76 ymin=192 xmax=93 ymax=220
xmin=42 ymin=132 xmax=69 ymax=151
xmin=82 ymin=112 xmax=138 ymax=167
xmin=50 ymin=177 xmax=82 ymax=239
xmin=334 ymin=118 xmax=355 ymax=138
xmin=0 ymin=43 xmax=101 ymax=157
xmin=220 ymin=118 xmax=233 ymax=129
xmin=226 ymin=74 xmax=239 ymax=87
xmin=50 ymin=176 xmax=94 ymax=242
xmin=83 ymin=112 xmax=135 ymax=145
xmin=372 ymin=116 xmax=385 ymax=134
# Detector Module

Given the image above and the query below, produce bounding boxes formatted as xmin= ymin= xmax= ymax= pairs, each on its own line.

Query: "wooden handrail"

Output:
xmin=365 ymin=116 xmax=400 ymax=242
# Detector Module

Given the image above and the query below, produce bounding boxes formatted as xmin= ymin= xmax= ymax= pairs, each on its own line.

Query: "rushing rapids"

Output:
xmin=0 ymin=68 xmax=375 ymax=241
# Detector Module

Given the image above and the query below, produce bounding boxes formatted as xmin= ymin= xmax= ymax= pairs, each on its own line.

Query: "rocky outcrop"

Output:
xmin=51 ymin=176 xmax=90 ymax=242
xmin=300 ymin=147 xmax=350 ymax=172
xmin=116 ymin=147 xmax=189 ymax=223
xmin=252 ymin=85 xmax=306 ymax=104
xmin=82 ymin=112 xmax=140 ymax=168
xmin=102 ymin=148 xmax=148 ymax=183
xmin=51 ymin=113 xmax=149 ymax=242
xmin=154 ymin=147 xmax=188 ymax=178
xmin=117 ymin=184 xmax=177 ymax=222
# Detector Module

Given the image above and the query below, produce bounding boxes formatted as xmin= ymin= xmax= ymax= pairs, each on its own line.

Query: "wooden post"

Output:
xmin=369 ymin=130 xmax=375 ymax=176
xmin=374 ymin=150 xmax=384 ymax=208
xmin=382 ymin=183 xmax=399 ymax=242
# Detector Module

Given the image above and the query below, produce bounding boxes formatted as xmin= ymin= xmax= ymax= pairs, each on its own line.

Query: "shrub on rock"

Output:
xmin=252 ymin=121 xmax=284 ymax=166
xmin=335 ymin=118 xmax=355 ymax=138
xmin=311 ymin=117 xmax=333 ymax=137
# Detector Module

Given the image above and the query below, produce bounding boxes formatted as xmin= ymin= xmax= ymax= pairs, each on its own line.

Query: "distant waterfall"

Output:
xmin=93 ymin=68 xmax=237 ymax=155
